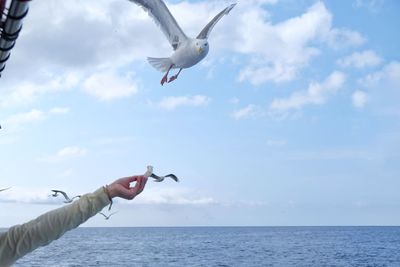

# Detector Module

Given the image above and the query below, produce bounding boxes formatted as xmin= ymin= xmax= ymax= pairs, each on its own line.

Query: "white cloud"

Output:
xmin=360 ymin=61 xmax=400 ymax=86
xmin=57 ymin=146 xmax=87 ymax=157
xmin=39 ymin=146 xmax=87 ymax=162
xmin=49 ymin=107 xmax=70 ymax=114
xmin=0 ymin=72 xmax=80 ymax=107
xmin=270 ymin=71 xmax=346 ymax=112
xmin=231 ymin=104 xmax=260 ymax=120
xmin=11 ymin=0 xmax=164 ymax=71
xmin=326 ymin=28 xmax=366 ymax=49
xmin=3 ymin=109 xmax=45 ymax=126
xmin=83 ymin=71 xmax=138 ymax=101
xmin=1 ymin=0 xmax=365 ymax=98
xmin=358 ymin=61 xmax=400 ymax=116
xmin=234 ymin=1 xmax=364 ymax=85
xmin=338 ymin=50 xmax=383 ymax=68
xmin=130 ymin=187 xmax=218 ymax=205
xmin=0 ymin=186 xmax=264 ymax=209
xmin=158 ymin=95 xmax=210 ymax=110
xmin=352 ymin=90 xmax=368 ymax=108
xmin=0 ymin=187 xmax=59 ymax=205
xmin=1 ymin=0 xmax=147 ymax=105
xmin=1 ymin=108 xmax=69 ymax=132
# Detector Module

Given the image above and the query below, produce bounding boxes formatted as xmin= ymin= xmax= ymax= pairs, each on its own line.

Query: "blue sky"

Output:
xmin=1 ymin=0 xmax=399 ymax=227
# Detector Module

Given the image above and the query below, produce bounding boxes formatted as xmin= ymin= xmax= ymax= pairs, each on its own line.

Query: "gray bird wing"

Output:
xmin=196 ymin=3 xmax=236 ymax=40
xmin=165 ymin=174 xmax=179 ymax=182
xmin=150 ymin=173 xmax=160 ymax=179
xmin=150 ymin=173 xmax=164 ymax=181
xmin=52 ymin=190 xmax=70 ymax=201
xmin=0 ymin=187 xmax=11 ymax=192
xmin=128 ymin=0 xmax=189 ymax=50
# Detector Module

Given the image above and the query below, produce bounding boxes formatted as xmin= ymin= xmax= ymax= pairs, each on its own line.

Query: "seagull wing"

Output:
xmin=150 ymin=173 xmax=163 ymax=181
xmin=128 ymin=0 xmax=189 ymax=50
xmin=52 ymin=190 xmax=70 ymax=201
xmin=150 ymin=173 xmax=159 ymax=179
xmin=165 ymin=174 xmax=179 ymax=182
xmin=99 ymin=212 xmax=108 ymax=218
xmin=0 ymin=187 xmax=11 ymax=192
xmin=196 ymin=3 xmax=236 ymax=40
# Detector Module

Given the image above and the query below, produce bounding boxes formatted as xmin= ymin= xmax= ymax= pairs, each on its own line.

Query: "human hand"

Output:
xmin=106 ymin=175 xmax=148 ymax=200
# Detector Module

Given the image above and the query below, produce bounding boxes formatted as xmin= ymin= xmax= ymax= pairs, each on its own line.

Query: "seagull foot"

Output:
xmin=161 ymin=75 xmax=168 ymax=86
xmin=168 ymin=75 xmax=178 ymax=83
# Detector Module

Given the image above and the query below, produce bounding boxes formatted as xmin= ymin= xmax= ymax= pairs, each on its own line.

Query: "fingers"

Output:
xmin=123 ymin=175 xmax=139 ymax=184
xmin=118 ymin=187 xmax=133 ymax=200
xmin=120 ymin=175 xmax=141 ymax=188
xmin=110 ymin=175 xmax=148 ymax=200
xmin=137 ymin=176 xmax=148 ymax=195
xmin=127 ymin=175 xmax=147 ymax=199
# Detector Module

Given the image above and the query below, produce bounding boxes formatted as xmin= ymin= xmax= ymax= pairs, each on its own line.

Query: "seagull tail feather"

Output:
xmin=147 ymin=57 xmax=173 ymax=73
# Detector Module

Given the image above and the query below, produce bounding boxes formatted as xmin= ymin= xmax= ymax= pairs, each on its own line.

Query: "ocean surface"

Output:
xmin=10 ymin=226 xmax=400 ymax=266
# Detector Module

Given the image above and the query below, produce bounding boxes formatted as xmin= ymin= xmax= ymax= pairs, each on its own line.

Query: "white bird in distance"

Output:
xmin=51 ymin=190 xmax=81 ymax=203
xmin=0 ymin=187 xmax=11 ymax=192
xmin=128 ymin=0 xmax=236 ymax=85
xmin=99 ymin=211 xmax=119 ymax=220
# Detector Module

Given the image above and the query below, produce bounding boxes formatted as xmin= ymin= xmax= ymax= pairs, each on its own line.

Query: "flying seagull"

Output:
xmin=99 ymin=211 xmax=118 ymax=220
xmin=0 ymin=187 xmax=11 ymax=192
xmin=128 ymin=0 xmax=236 ymax=85
xmin=143 ymin=165 xmax=179 ymax=182
xmin=144 ymin=165 xmax=154 ymax=178
xmin=150 ymin=173 xmax=179 ymax=182
xmin=51 ymin=190 xmax=81 ymax=203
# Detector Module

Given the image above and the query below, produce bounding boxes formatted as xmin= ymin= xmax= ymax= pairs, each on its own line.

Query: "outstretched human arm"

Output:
xmin=0 ymin=175 xmax=147 ymax=266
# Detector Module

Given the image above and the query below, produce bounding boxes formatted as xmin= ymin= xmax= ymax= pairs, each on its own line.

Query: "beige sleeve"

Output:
xmin=0 ymin=187 xmax=111 ymax=266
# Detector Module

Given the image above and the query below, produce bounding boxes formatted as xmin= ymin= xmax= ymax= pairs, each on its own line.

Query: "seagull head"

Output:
xmin=194 ymin=39 xmax=209 ymax=55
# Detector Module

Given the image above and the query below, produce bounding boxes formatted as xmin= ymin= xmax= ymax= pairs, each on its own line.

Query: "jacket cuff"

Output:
xmin=93 ymin=186 xmax=112 ymax=208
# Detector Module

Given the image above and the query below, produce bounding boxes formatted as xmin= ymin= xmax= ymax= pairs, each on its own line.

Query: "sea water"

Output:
xmin=11 ymin=226 xmax=400 ymax=266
